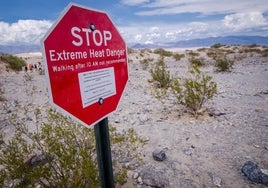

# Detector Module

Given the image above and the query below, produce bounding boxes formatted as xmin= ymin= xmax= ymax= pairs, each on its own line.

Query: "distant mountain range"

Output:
xmin=0 ymin=45 xmax=41 ymax=54
xmin=131 ymin=35 xmax=268 ymax=49
xmin=1 ymin=35 xmax=268 ymax=54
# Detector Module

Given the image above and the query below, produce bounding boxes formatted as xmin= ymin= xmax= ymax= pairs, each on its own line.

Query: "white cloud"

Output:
xmin=119 ymin=21 xmax=214 ymax=44
xmin=121 ymin=0 xmax=150 ymax=6
xmin=118 ymin=13 xmax=268 ymax=45
xmin=117 ymin=0 xmax=268 ymax=45
xmin=0 ymin=11 xmax=267 ymax=47
xmin=149 ymin=26 xmax=160 ymax=32
xmin=145 ymin=27 xmax=161 ymax=43
xmin=0 ymin=20 xmax=52 ymax=45
xmin=145 ymin=40 xmax=153 ymax=44
xmin=136 ymin=0 xmax=268 ymax=16
xmin=223 ymin=12 xmax=267 ymax=31
xmin=165 ymin=32 xmax=176 ymax=40
xmin=134 ymin=34 xmax=142 ymax=41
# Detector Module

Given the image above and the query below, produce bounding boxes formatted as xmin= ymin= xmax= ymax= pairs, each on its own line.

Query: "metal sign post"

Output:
xmin=94 ymin=117 xmax=114 ymax=188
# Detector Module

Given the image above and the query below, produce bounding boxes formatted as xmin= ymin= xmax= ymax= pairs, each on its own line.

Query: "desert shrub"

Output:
xmin=248 ymin=44 xmax=258 ymax=48
xmin=139 ymin=51 xmax=145 ymax=57
xmin=2 ymin=54 xmax=26 ymax=71
xmin=173 ymin=53 xmax=185 ymax=61
xmin=140 ymin=57 xmax=154 ymax=70
xmin=206 ymin=50 xmax=217 ymax=58
xmin=127 ymin=48 xmax=135 ymax=54
xmin=244 ymin=47 xmax=262 ymax=54
xmin=224 ymin=49 xmax=236 ymax=55
xmin=149 ymin=63 xmax=217 ymax=117
xmin=189 ymin=57 xmax=205 ymax=67
xmin=151 ymin=87 xmax=169 ymax=99
xmin=170 ymin=78 xmax=183 ymax=102
xmin=215 ymin=57 xmax=234 ymax=72
xmin=187 ymin=50 xmax=200 ymax=57
xmin=211 ymin=43 xmax=225 ymax=48
xmin=0 ymin=108 xmax=99 ymax=188
xmin=153 ymin=48 xmax=173 ymax=57
xmin=206 ymin=49 xmax=226 ymax=60
xmin=171 ymin=65 xmax=217 ymax=117
xmin=149 ymin=56 xmax=172 ymax=89
xmin=238 ymin=45 xmax=264 ymax=54
xmin=0 ymin=83 xmax=5 ymax=102
xmin=109 ymin=127 xmax=146 ymax=185
xmin=110 ymin=127 xmax=146 ymax=162
xmin=197 ymin=48 xmax=207 ymax=52
xmin=261 ymin=48 xmax=268 ymax=57
xmin=0 ymin=107 xmax=146 ymax=187
xmin=140 ymin=49 xmax=148 ymax=54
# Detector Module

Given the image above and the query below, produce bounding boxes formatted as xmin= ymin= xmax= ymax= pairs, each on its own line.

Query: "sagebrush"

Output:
xmin=1 ymin=54 xmax=26 ymax=72
xmin=149 ymin=57 xmax=217 ymax=117
xmin=149 ymin=56 xmax=172 ymax=89
xmin=172 ymin=65 xmax=217 ymax=116
xmin=0 ymin=107 xmax=146 ymax=187
xmin=215 ymin=57 xmax=234 ymax=72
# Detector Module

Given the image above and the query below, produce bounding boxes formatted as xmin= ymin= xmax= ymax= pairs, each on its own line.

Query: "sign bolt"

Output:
xmin=90 ymin=23 xmax=96 ymax=31
xmin=98 ymin=98 xmax=104 ymax=105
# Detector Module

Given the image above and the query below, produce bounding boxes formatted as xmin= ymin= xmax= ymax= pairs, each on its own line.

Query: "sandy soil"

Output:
xmin=0 ymin=46 xmax=268 ymax=188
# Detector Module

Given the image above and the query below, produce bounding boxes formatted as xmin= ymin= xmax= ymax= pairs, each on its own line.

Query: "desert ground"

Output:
xmin=1 ymin=45 xmax=268 ymax=188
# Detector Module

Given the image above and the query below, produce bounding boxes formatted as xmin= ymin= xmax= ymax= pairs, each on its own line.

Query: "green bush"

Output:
xmin=189 ymin=57 xmax=205 ymax=67
xmin=215 ymin=57 xmax=233 ymax=72
xmin=0 ymin=109 xmax=99 ymax=188
xmin=197 ymin=48 xmax=207 ymax=52
xmin=206 ymin=49 xmax=226 ymax=60
xmin=149 ymin=56 xmax=172 ymax=89
xmin=248 ymin=44 xmax=258 ymax=48
xmin=172 ymin=65 xmax=217 ymax=117
xmin=0 ymin=108 xmax=146 ymax=187
xmin=140 ymin=57 xmax=154 ymax=70
xmin=206 ymin=50 xmax=217 ymax=58
xmin=186 ymin=50 xmax=200 ymax=57
xmin=0 ymin=83 xmax=5 ymax=102
xmin=2 ymin=54 xmax=26 ymax=71
xmin=170 ymin=78 xmax=183 ymax=102
xmin=149 ymin=61 xmax=217 ymax=117
xmin=127 ymin=48 xmax=135 ymax=54
xmin=153 ymin=48 xmax=173 ymax=57
xmin=173 ymin=53 xmax=185 ymax=61
xmin=211 ymin=43 xmax=225 ymax=48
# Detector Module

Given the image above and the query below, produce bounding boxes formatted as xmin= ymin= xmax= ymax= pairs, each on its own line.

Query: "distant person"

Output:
xmin=29 ymin=64 xmax=33 ymax=72
xmin=37 ymin=62 xmax=42 ymax=71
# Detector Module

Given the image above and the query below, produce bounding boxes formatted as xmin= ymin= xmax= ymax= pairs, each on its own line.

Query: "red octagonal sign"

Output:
xmin=41 ymin=3 xmax=128 ymax=128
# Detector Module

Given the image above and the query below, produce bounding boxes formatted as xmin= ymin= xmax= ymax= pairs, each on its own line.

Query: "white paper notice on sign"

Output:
xmin=78 ymin=67 xmax=116 ymax=108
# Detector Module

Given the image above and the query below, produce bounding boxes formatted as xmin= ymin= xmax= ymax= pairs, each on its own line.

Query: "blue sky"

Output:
xmin=0 ymin=0 xmax=268 ymax=46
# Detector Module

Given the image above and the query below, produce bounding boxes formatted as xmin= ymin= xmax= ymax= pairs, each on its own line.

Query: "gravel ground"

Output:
xmin=1 ymin=46 xmax=268 ymax=187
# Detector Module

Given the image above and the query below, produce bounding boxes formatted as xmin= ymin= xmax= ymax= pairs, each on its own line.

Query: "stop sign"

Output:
xmin=41 ymin=3 xmax=128 ymax=127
